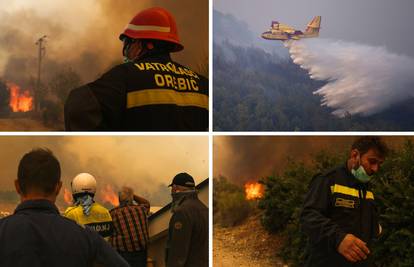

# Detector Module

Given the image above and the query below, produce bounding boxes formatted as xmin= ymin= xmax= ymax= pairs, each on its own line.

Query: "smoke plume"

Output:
xmin=214 ymin=136 xmax=408 ymax=185
xmin=0 ymin=0 xmax=208 ymax=86
xmin=0 ymin=136 xmax=208 ymax=209
xmin=286 ymin=39 xmax=414 ymax=117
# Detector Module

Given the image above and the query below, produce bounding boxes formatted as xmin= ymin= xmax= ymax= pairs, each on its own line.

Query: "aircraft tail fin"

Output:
xmin=305 ymin=16 xmax=321 ymax=35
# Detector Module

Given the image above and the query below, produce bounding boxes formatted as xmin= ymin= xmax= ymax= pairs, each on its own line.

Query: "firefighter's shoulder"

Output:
xmin=90 ymin=203 xmax=112 ymax=220
xmin=309 ymin=167 xmax=339 ymax=185
xmin=64 ymin=205 xmax=80 ymax=217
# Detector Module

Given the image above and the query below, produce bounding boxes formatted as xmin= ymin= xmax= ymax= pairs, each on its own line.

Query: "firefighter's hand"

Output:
xmin=337 ymin=234 xmax=370 ymax=262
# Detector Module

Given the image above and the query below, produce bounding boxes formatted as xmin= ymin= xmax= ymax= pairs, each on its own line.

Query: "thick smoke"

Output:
xmin=0 ymin=136 xmax=208 ymax=209
xmin=0 ymin=0 xmax=208 ymax=86
xmin=286 ymin=39 xmax=414 ymax=117
xmin=214 ymin=136 xmax=407 ymax=185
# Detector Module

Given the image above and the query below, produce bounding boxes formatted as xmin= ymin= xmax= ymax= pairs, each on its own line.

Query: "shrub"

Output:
xmin=213 ymin=176 xmax=252 ymax=227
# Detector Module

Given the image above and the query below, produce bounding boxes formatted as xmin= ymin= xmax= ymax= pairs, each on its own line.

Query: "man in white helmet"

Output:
xmin=65 ymin=173 xmax=113 ymax=240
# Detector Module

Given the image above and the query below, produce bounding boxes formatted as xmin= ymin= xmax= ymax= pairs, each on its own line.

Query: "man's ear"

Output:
xmin=146 ymin=41 xmax=154 ymax=50
xmin=14 ymin=180 xmax=23 ymax=195
xmin=350 ymin=149 xmax=359 ymax=159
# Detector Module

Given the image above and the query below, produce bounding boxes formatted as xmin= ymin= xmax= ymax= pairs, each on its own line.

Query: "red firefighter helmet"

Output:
xmin=119 ymin=7 xmax=183 ymax=52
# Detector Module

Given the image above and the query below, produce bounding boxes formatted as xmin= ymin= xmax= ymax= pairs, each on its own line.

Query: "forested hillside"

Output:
xmin=213 ymin=10 xmax=414 ymax=131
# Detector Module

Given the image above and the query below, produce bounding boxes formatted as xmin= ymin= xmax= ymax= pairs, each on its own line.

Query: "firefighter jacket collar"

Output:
xmin=132 ymin=52 xmax=171 ymax=63
xmin=14 ymin=199 xmax=59 ymax=215
xmin=342 ymin=162 xmax=370 ymax=190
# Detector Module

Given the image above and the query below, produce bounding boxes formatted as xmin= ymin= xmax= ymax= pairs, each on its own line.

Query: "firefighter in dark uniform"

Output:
xmin=0 ymin=148 xmax=128 ymax=267
xmin=64 ymin=7 xmax=208 ymax=131
xmin=300 ymin=137 xmax=388 ymax=267
xmin=165 ymin=173 xmax=208 ymax=267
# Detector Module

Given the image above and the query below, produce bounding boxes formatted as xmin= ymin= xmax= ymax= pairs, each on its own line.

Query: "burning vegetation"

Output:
xmin=245 ymin=182 xmax=264 ymax=200
xmin=63 ymin=188 xmax=72 ymax=205
xmin=62 ymin=185 xmax=120 ymax=208
xmin=100 ymin=184 xmax=119 ymax=207
xmin=6 ymin=82 xmax=34 ymax=112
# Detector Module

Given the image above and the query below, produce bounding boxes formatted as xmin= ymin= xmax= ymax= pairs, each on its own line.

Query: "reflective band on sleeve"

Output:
xmin=330 ymin=184 xmax=374 ymax=200
xmin=127 ymin=24 xmax=170 ymax=32
xmin=127 ymin=89 xmax=209 ymax=110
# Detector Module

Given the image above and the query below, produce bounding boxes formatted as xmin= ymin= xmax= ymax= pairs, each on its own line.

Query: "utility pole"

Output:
xmin=35 ymin=35 xmax=47 ymax=112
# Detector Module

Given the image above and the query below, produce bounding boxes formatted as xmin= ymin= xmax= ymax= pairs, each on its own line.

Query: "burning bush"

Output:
xmin=7 ymin=82 xmax=34 ymax=112
xmin=245 ymin=182 xmax=264 ymax=200
xmin=213 ymin=176 xmax=252 ymax=227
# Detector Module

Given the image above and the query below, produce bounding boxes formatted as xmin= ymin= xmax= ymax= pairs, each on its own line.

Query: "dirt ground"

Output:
xmin=214 ymin=212 xmax=288 ymax=267
xmin=0 ymin=118 xmax=59 ymax=131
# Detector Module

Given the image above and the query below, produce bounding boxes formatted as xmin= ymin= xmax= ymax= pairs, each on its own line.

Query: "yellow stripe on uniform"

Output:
xmin=330 ymin=184 xmax=374 ymax=200
xmin=127 ymin=89 xmax=209 ymax=110
xmin=127 ymin=24 xmax=170 ymax=32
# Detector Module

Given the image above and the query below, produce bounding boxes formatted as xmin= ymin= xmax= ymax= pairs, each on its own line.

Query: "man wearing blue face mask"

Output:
xmin=300 ymin=136 xmax=388 ymax=267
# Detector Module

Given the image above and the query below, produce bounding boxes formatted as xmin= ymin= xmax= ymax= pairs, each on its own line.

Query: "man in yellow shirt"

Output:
xmin=65 ymin=173 xmax=113 ymax=239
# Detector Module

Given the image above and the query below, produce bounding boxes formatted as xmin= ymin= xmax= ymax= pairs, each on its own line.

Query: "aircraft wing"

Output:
xmin=278 ymin=23 xmax=296 ymax=33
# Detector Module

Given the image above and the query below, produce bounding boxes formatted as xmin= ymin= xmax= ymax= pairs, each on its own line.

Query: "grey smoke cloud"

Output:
xmin=0 ymin=136 xmax=208 ymax=208
xmin=214 ymin=136 xmax=408 ymax=185
xmin=0 ymin=0 xmax=208 ymax=85
xmin=286 ymin=39 xmax=414 ymax=117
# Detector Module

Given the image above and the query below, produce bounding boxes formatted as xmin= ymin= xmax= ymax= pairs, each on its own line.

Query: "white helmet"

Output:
xmin=71 ymin=173 xmax=97 ymax=195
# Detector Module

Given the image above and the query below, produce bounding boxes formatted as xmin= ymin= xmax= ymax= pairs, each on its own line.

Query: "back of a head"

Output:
xmin=351 ymin=136 xmax=389 ymax=157
xmin=119 ymin=186 xmax=134 ymax=204
xmin=17 ymin=148 xmax=61 ymax=196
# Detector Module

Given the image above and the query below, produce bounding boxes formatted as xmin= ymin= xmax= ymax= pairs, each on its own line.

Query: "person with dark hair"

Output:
xmin=0 ymin=148 xmax=129 ymax=267
xmin=300 ymin=137 xmax=388 ymax=267
xmin=64 ymin=7 xmax=208 ymax=131
xmin=165 ymin=173 xmax=208 ymax=267
xmin=110 ymin=187 xmax=150 ymax=267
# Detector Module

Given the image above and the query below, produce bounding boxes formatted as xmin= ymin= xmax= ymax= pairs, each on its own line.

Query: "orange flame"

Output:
xmin=245 ymin=182 xmax=264 ymax=200
xmin=101 ymin=184 xmax=119 ymax=207
xmin=7 ymin=82 xmax=33 ymax=112
xmin=63 ymin=188 xmax=72 ymax=205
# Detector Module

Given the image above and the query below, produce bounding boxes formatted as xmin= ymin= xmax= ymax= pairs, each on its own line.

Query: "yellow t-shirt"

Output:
xmin=64 ymin=202 xmax=113 ymax=239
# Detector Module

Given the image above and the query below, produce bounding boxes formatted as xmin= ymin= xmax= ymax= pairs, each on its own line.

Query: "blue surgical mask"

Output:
xmin=351 ymin=154 xmax=372 ymax=183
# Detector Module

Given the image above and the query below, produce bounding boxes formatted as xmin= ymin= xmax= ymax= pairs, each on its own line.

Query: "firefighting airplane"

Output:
xmin=261 ymin=16 xmax=321 ymax=41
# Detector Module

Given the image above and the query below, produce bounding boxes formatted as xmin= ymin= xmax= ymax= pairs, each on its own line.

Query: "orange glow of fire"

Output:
xmin=101 ymin=184 xmax=119 ymax=207
xmin=245 ymin=182 xmax=264 ymax=200
xmin=7 ymin=82 xmax=33 ymax=112
xmin=63 ymin=188 xmax=73 ymax=205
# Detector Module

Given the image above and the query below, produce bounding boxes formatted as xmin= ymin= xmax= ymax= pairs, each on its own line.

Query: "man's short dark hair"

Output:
xmin=351 ymin=136 xmax=389 ymax=158
xmin=17 ymin=148 xmax=61 ymax=195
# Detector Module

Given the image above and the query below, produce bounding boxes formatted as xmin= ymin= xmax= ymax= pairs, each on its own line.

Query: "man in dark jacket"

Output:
xmin=0 ymin=148 xmax=129 ymax=267
xmin=166 ymin=173 xmax=208 ymax=267
xmin=64 ymin=7 xmax=208 ymax=131
xmin=300 ymin=136 xmax=388 ymax=267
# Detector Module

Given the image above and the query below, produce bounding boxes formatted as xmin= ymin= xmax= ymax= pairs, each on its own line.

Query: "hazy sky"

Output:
xmin=0 ymin=136 xmax=208 ymax=207
xmin=214 ymin=0 xmax=414 ymax=57
xmin=0 ymin=0 xmax=209 ymax=82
